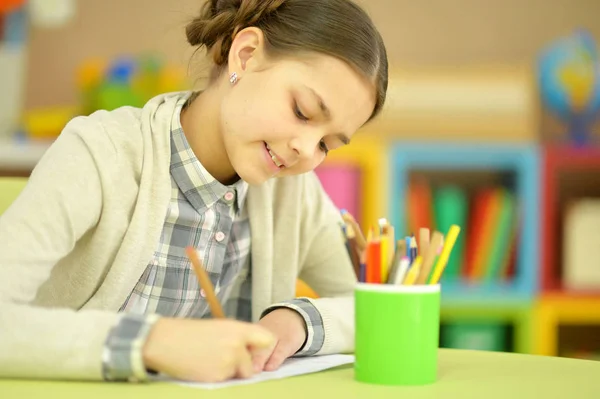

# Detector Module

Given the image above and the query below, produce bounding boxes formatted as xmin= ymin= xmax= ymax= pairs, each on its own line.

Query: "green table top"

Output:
xmin=1 ymin=349 xmax=599 ymax=398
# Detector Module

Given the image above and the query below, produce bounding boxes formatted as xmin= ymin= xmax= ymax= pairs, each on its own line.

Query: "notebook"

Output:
xmin=154 ymin=354 xmax=355 ymax=390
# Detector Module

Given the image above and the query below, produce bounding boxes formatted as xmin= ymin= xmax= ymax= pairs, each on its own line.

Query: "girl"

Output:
xmin=0 ymin=0 xmax=387 ymax=383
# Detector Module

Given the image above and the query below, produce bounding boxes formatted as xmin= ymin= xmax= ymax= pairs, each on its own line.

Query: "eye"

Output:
xmin=294 ymin=102 xmax=309 ymax=122
xmin=319 ymin=140 xmax=329 ymax=155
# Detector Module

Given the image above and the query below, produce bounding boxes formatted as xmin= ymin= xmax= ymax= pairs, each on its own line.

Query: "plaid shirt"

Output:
xmin=101 ymin=95 xmax=325 ymax=382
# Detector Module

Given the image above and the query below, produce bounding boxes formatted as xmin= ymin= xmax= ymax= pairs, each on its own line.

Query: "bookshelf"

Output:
xmin=440 ymin=303 xmax=533 ymax=354
xmin=534 ymin=145 xmax=600 ymax=359
xmin=315 ymin=140 xmax=543 ymax=355
xmin=389 ymin=142 xmax=540 ymax=303
xmin=540 ymin=145 xmax=600 ymax=295
xmin=534 ymin=296 xmax=600 ymax=357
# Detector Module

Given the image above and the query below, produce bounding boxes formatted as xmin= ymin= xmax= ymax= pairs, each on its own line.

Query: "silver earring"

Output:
xmin=229 ymin=72 xmax=238 ymax=85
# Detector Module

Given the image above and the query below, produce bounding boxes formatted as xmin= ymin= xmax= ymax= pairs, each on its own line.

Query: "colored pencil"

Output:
xmin=366 ymin=239 xmax=381 ymax=284
xmin=416 ymin=231 xmax=444 ymax=284
xmin=386 ymin=224 xmax=396 ymax=266
xmin=395 ymin=239 xmax=407 ymax=260
xmin=429 ymin=225 xmax=461 ymax=284
xmin=185 ymin=246 xmax=225 ymax=318
xmin=403 ymin=255 xmax=423 ymax=285
xmin=390 ymin=256 xmax=410 ymax=285
xmin=359 ymin=248 xmax=367 ymax=282
xmin=380 ymin=223 xmax=390 ymax=283
xmin=419 ymin=227 xmax=430 ymax=256
xmin=386 ymin=240 xmax=405 ymax=283
xmin=341 ymin=211 xmax=366 ymax=251
xmin=409 ymin=235 xmax=418 ymax=262
xmin=341 ymin=219 xmax=362 ymax=278
xmin=405 ymin=236 xmax=412 ymax=262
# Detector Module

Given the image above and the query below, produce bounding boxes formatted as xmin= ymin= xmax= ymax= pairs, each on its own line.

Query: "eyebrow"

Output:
xmin=304 ymin=85 xmax=351 ymax=145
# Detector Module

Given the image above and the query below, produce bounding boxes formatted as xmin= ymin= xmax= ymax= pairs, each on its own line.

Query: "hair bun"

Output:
xmin=186 ymin=0 xmax=286 ymax=66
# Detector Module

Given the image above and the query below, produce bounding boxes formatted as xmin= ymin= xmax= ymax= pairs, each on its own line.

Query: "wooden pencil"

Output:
xmin=386 ymin=224 xmax=396 ymax=267
xmin=386 ymin=239 xmax=404 ymax=283
xmin=342 ymin=212 xmax=366 ymax=251
xmin=416 ymin=231 xmax=444 ymax=284
xmin=348 ymin=236 xmax=361 ymax=278
xmin=395 ymin=239 xmax=407 ymax=260
xmin=185 ymin=246 xmax=225 ymax=318
xmin=419 ymin=227 xmax=431 ymax=257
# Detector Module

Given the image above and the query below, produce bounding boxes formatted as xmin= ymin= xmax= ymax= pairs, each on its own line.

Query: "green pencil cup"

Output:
xmin=354 ymin=283 xmax=441 ymax=386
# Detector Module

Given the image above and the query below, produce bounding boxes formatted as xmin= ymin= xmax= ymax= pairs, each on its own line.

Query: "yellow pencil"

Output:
xmin=403 ymin=255 xmax=423 ymax=285
xmin=429 ymin=225 xmax=461 ymax=284
xmin=380 ymin=233 xmax=390 ymax=283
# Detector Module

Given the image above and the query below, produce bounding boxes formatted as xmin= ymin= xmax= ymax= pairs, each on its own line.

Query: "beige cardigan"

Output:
xmin=0 ymin=92 xmax=356 ymax=381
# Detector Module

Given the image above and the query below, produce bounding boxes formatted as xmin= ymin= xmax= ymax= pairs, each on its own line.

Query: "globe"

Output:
xmin=538 ymin=29 xmax=600 ymax=146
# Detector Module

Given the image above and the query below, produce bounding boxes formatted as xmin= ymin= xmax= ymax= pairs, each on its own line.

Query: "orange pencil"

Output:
xmin=185 ymin=246 xmax=225 ymax=318
xmin=366 ymin=239 xmax=381 ymax=284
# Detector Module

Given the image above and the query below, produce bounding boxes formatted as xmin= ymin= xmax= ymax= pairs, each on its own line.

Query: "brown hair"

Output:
xmin=186 ymin=0 xmax=388 ymax=122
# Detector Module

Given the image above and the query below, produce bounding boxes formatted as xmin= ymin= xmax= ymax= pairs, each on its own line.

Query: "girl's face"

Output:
xmin=220 ymin=41 xmax=376 ymax=185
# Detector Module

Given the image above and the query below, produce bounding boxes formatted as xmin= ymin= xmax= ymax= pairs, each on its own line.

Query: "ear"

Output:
xmin=228 ymin=27 xmax=266 ymax=77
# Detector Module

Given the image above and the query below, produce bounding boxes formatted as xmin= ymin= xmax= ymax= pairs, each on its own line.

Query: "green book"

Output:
xmin=433 ymin=185 xmax=467 ymax=281
xmin=484 ymin=189 xmax=516 ymax=282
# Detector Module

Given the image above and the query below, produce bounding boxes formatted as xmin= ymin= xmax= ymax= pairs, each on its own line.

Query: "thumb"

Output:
xmin=245 ymin=324 xmax=276 ymax=348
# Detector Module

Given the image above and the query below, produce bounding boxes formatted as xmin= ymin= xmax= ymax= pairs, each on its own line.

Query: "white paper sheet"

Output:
xmin=158 ymin=354 xmax=354 ymax=390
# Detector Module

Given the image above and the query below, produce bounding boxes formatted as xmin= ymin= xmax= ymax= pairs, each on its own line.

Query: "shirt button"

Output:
xmin=224 ymin=191 xmax=234 ymax=201
xmin=215 ymin=231 xmax=225 ymax=242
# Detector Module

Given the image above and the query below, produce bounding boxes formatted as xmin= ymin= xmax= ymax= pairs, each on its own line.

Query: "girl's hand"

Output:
xmin=142 ymin=318 xmax=275 ymax=382
xmin=251 ymin=308 xmax=307 ymax=372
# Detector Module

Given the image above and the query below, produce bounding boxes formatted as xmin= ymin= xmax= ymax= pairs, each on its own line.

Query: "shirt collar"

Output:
xmin=169 ymin=93 xmax=247 ymax=214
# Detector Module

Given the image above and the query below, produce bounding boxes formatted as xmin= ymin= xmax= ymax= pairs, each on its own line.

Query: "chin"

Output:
xmin=234 ymin=166 xmax=271 ymax=186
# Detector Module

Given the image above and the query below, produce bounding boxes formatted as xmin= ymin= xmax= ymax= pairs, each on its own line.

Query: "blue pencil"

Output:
xmin=405 ymin=236 xmax=412 ymax=263
xmin=410 ymin=236 xmax=418 ymax=264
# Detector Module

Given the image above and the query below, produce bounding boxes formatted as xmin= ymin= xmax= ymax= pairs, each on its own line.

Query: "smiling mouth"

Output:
xmin=264 ymin=142 xmax=284 ymax=168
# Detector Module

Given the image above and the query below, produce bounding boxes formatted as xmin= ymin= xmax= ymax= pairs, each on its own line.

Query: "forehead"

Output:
xmin=274 ymin=54 xmax=376 ymax=132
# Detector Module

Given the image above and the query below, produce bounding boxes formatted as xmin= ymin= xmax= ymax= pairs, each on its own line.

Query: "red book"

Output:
xmin=463 ymin=188 xmax=495 ymax=281
xmin=407 ymin=177 xmax=433 ymax=234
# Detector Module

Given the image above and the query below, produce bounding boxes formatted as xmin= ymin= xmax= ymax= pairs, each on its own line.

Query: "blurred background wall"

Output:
xmin=1 ymin=0 xmax=600 ymax=361
xmin=23 ymin=0 xmax=600 ymax=108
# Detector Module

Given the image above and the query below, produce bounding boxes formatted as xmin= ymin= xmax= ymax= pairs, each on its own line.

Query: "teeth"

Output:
xmin=265 ymin=143 xmax=283 ymax=167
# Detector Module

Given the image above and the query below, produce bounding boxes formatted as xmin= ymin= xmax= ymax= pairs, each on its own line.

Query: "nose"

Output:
xmin=288 ymin=132 xmax=322 ymax=161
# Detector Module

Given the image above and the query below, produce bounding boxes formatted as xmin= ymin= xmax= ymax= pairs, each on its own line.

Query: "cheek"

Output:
xmin=226 ymin=96 xmax=290 ymax=141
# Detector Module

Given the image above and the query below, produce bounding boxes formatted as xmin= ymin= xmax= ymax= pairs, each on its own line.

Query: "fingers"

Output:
xmin=243 ymin=324 xmax=276 ymax=348
xmin=264 ymin=341 xmax=290 ymax=371
xmin=235 ymin=344 xmax=255 ymax=380
xmin=251 ymin=343 xmax=275 ymax=373
xmin=342 ymin=212 xmax=366 ymax=251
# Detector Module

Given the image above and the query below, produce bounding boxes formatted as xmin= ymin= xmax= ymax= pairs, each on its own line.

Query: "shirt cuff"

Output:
xmin=101 ymin=313 xmax=161 ymax=382
xmin=260 ymin=297 xmax=324 ymax=356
